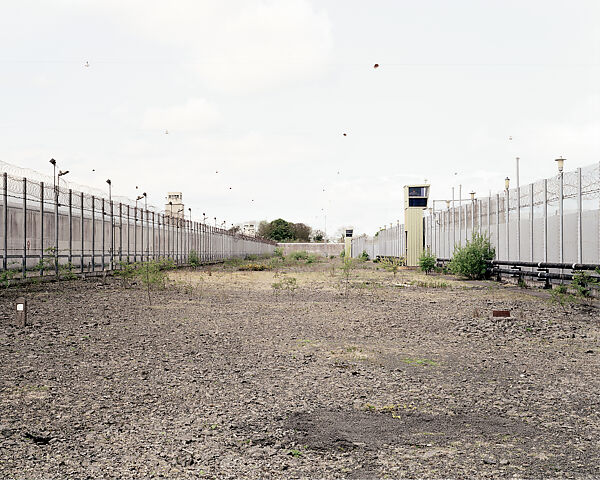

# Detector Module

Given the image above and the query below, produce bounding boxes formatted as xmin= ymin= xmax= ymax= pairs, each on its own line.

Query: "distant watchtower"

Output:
xmin=165 ymin=192 xmax=184 ymax=218
xmin=404 ymin=184 xmax=429 ymax=266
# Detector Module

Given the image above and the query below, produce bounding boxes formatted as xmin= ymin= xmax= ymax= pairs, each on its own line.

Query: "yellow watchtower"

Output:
xmin=404 ymin=184 xmax=430 ymax=266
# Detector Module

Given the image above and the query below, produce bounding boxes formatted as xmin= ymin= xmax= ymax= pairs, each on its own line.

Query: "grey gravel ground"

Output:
xmin=0 ymin=260 xmax=599 ymax=479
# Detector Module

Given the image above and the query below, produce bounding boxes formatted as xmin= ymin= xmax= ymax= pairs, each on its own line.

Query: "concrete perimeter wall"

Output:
xmin=278 ymin=242 xmax=344 ymax=257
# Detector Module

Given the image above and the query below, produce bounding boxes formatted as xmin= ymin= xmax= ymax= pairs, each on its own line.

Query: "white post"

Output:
xmin=577 ymin=167 xmax=582 ymax=264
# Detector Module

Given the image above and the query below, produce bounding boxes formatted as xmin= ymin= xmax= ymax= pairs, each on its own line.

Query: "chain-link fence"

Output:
xmin=0 ymin=162 xmax=276 ymax=277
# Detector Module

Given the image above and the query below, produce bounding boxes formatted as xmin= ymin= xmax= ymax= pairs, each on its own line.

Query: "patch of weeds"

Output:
xmin=189 ymin=250 xmax=201 ymax=267
xmin=359 ymin=250 xmax=370 ymax=261
xmin=239 ymin=263 xmax=270 ymax=271
xmin=288 ymin=449 xmax=303 ymax=458
xmin=0 ymin=269 xmax=17 ymax=288
xmin=517 ymin=277 xmax=528 ymax=289
xmin=549 ymin=284 xmax=578 ymax=311
xmin=380 ymin=257 xmax=405 ymax=276
xmin=289 ymin=250 xmax=309 ymax=261
xmin=414 ymin=280 xmax=448 ymax=288
xmin=272 ymin=275 xmax=298 ymax=299
xmin=340 ymin=257 xmax=355 ymax=296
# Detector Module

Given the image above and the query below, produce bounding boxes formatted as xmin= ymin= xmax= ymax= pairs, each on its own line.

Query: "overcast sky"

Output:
xmin=1 ymin=0 xmax=599 ymax=236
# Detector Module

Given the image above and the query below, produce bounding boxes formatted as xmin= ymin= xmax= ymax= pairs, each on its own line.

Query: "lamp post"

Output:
xmin=556 ymin=157 xmax=565 ymax=263
xmin=505 ymin=177 xmax=510 ymax=260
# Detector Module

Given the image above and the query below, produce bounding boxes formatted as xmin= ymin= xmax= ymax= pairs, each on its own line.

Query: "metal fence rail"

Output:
xmin=0 ymin=166 xmax=276 ymax=277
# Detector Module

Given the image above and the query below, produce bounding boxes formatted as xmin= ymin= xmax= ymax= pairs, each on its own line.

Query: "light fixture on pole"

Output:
xmin=505 ymin=177 xmax=510 ymax=190
xmin=555 ymin=156 xmax=565 ymax=172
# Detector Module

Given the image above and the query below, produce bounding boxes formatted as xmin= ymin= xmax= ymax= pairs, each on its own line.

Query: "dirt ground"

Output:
xmin=1 ymin=258 xmax=599 ymax=479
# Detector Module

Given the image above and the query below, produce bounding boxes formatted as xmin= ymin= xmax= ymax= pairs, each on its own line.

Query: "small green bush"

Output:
xmin=359 ymin=250 xmax=370 ymax=261
xmin=448 ymin=233 xmax=495 ymax=280
xmin=305 ymin=253 xmax=320 ymax=264
xmin=273 ymin=247 xmax=285 ymax=259
xmin=189 ymin=250 xmax=200 ymax=267
xmin=290 ymin=250 xmax=309 ymax=261
xmin=418 ymin=250 xmax=436 ymax=274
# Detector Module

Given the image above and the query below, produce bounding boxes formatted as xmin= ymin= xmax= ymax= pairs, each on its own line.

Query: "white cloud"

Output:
xmin=141 ymin=97 xmax=222 ymax=132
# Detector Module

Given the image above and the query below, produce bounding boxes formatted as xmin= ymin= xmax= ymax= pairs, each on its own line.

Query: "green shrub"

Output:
xmin=359 ymin=250 xmax=370 ymax=261
xmin=448 ymin=233 xmax=495 ymax=279
xmin=244 ymin=254 xmax=259 ymax=261
xmin=189 ymin=250 xmax=200 ymax=267
xmin=305 ymin=253 xmax=320 ymax=264
xmin=290 ymin=250 xmax=309 ymax=261
xmin=418 ymin=250 xmax=436 ymax=274
xmin=571 ymin=271 xmax=598 ymax=298
xmin=273 ymin=247 xmax=285 ymax=259
xmin=339 ymin=250 xmax=345 ymax=258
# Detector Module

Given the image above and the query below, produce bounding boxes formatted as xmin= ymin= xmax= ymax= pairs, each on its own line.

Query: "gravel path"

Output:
xmin=1 ymin=260 xmax=599 ymax=478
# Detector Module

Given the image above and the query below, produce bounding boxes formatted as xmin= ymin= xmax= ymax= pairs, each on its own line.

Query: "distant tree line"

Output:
xmin=258 ymin=218 xmax=325 ymax=242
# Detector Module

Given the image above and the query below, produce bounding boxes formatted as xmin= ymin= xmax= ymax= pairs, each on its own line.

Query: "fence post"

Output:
xmin=559 ymin=170 xmax=564 ymax=263
xmin=505 ymin=189 xmax=510 ymax=260
xmin=91 ymin=195 xmax=95 ymax=272
xmin=2 ymin=173 xmax=7 ymax=271
xmin=496 ymin=194 xmax=500 ymax=259
xmin=133 ymin=207 xmax=137 ymax=262
xmin=119 ymin=203 xmax=123 ymax=263
xmin=140 ymin=208 xmax=144 ymax=263
xmin=152 ymin=212 xmax=156 ymax=260
xmin=40 ymin=181 xmax=44 ymax=275
xmin=577 ymin=167 xmax=582 ymax=264
xmin=68 ymin=189 xmax=72 ymax=266
xmin=110 ymin=199 xmax=114 ymax=270
xmin=22 ymin=178 xmax=27 ymax=277
xmin=157 ymin=213 xmax=161 ymax=260
xmin=517 ymin=183 xmax=521 ymax=261
xmin=543 ymin=179 xmax=548 ymax=262
xmin=529 ymin=183 xmax=534 ymax=262
xmin=101 ymin=199 xmax=105 ymax=270
xmin=80 ymin=192 xmax=84 ymax=273
xmin=54 ymin=180 xmax=59 ymax=276
xmin=126 ymin=205 xmax=130 ymax=262
xmin=487 ymin=196 xmax=490 ymax=237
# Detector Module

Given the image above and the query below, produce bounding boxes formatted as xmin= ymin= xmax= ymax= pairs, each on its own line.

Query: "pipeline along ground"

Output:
xmin=1 ymin=257 xmax=599 ymax=478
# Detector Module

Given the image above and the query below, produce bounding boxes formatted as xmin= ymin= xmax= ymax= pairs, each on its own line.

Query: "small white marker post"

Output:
xmin=15 ymin=297 xmax=27 ymax=327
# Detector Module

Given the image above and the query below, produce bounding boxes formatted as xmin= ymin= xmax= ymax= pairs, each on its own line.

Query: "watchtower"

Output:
xmin=403 ymin=185 xmax=429 ymax=266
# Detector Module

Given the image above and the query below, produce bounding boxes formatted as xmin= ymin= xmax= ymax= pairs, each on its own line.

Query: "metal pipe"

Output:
xmin=101 ymin=199 xmax=105 ymax=270
xmin=543 ymin=178 xmax=548 ymax=262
